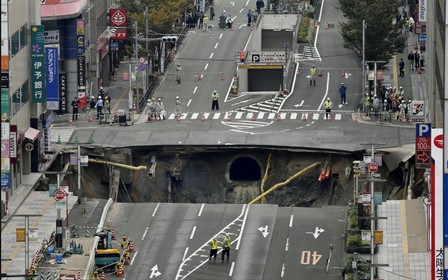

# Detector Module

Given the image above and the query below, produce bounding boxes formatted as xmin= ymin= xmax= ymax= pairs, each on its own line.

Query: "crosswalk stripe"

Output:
xmin=312 ymin=113 xmax=319 ymax=120
xmin=235 ymin=112 xmax=243 ymax=119
xmin=213 ymin=112 xmax=221 ymax=119
xmin=301 ymin=113 xmax=309 ymax=120
xmin=268 ymin=113 xmax=276 ymax=119
xmin=203 ymin=112 xmax=210 ymax=119
xmin=280 ymin=113 xmax=287 ymax=119
xmin=290 ymin=113 xmax=297 ymax=119
xmin=257 ymin=112 xmax=265 ymax=119
xmin=246 ymin=113 xmax=254 ymax=119
xmin=191 ymin=113 xmax=199 ymax=120
xmin=168 ymin=113 xmax=176 ymax=120
xmin=180 ymin=113 xmax=188 ymax=120
xmin=335 ymin=113 xmax=342 ymax=120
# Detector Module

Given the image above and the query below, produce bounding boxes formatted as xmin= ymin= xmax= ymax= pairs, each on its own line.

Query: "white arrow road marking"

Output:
xmin=294 ymin=100 xmax=304 ymax=107
xmin=230 ymin=1 xmax=235 ymax=6
xmin=150 ymin=265 xmax=162 ymax=278
xmin=305 ymin=226 xmax=325 ymax=239
xmin=258 ymin=225 xmax=269 ymax=238
xmin=344 ymin=73 xmax=352 ymax=79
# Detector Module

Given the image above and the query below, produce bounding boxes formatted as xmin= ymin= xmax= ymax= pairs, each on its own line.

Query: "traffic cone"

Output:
xmin=151 ymin=115 xmax=156 ymax=123
xmin=101 ymin=271 xmax=106 ymax=280
xmin=128 ymin=240 xmax=135 ymax=252
xmin=68 ymin=115 xmax=73 ymax=125
xmin=327 ymin=114 xmax=333 ymax=122
xmin=117 ymin=267 xmax=124 ymax=277
xmin=197 ymin=73 xmax=203 ymax=81
xmin=57 ymin=134 xmax=61 ymax=144
xmin=301 ymin=114 xmax=307 ymax=122
xmin=352 ymin=114 xmax=358 ymax=123
xmin=201 ymin=113 xmax=206 ymax=121
xmin=341 ymin=70 xmax=345 ymax=77
xmin=111 ymin=230 xmax=116 ymax=240
xmin=296 ymin=69 xmax=300 ymax=76
xmin=402 ymin=116 xmax=407 ymax=123
xmin=318 ymin=68 xmax=323 ymax=77
xmin=88 ymin=114 xmax=93 ymax=122
xmin=221 ymin=72 xmax=225 ymax=80
xmin=277 ymin=113 xmax=282 ymax=121
xmin=123 ymin=252 xmax=130 ymax=265
xmin=77 ymin=271 xmax=81 ymax=280
xmin=251 ymin=113 xmax=256 ymax=121
xmin=176 ymin=114 xmax=181 ymax=122
xmin=227 ymin=113 xmax=232 ymax=121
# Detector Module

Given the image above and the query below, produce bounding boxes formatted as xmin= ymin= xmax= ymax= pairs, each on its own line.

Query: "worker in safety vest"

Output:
xmin=211 ymin=90 xmax=220 ymax=110
xmin=310 ymin=65 xmax=317 ymax=86
xmin=324 ymin=97 xmax=333 ymax=119
xmin=209 ymin=237 xmax=219 ymax=262
xmin=221 ymin=234 xmax=231 ymax=263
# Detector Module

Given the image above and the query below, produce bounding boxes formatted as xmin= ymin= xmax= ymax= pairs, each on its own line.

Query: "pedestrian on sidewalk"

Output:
xmin=324 ymin=98 xmax=333 ymax=119
xmin=98 ymin=87 xmax=105 ymax=100
xmin=372 ymin=95 xmax=380 ymax=116
xmin=409 ymin=17 xmax=414 ymax=32
xmin=309 ymin=65 xmax=317 ymax=86
xmin=210 ymin=6 xmax=215 ymax=20
xmin=256 ymin=0 xmax=265 ymax=15
xmin=95 ymin=96 xmax=104 ymax=119
xmin=209 ymin=237 xmax=218 ymax=263
xmin=247 ymin=10 xmax=254 ymax=26
xmin=221 ymin=234 xmax=231 ymax=263
xmin=339 ymin=83 xmax=347 ymax=105
xmin=71 ymin=96 xmax=80 ymax=120
xmin=156 ymin=98 xmax=166 ymax=120
xmin=211 ymin=90 xmax=220 ymax=110
xmin=407 ymin=51 xmax=415 ymax=70
xmin=104 ymin=93 xmax=112 ymax=114
xmin=414 ymin=51 xmax=420 ymax=69
xmin=90 ymin=96 xmax=96 ymax=110
xmin=420 ymin=52 xmax=425 ymax=68
xmin=399 ymin=58 xmax=405 ymax=77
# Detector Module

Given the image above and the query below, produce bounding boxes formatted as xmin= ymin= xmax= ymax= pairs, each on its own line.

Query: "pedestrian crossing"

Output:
xmin=232 ymin=95 xmax=286 ymax=113
xmin=165 ymin=111 xmax=351 ymax=122
xmin=296 ymin=45 xmax=321 ymax=61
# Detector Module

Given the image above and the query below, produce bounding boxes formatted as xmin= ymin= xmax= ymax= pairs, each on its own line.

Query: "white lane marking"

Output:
xmin=190 ymin=226 xmax=197 ymax=239
xmin=236 ymin=204 xmax=250 ymax=250
xmin=182 ymin=247 xmax=189 ymax=261
xmin=281 ymin=263 xmax=285 ymax=277
xmin=198 ymin=204 xmax=205 ymax=216
xmin=130 ymin=250 xmax=138 ymax=265
xmin=219 ymin=33 xmax=223 ymax=39
xmin=193 ymin=86 xmax=198 ymax=94
xmin=239 ymin=24 xmax=243 ymax=30
xmin=204 ymin=63 xmax=209 ymax=70
xmin=315 ymin=0 xmax=325 ymax=47
xmin=289 ymin=215 xmax=294 ymax=227
xmin=152 ymin=203 xmax=160 ymax=217
xmin=229 ymin=262 xmax=236 ymax=276
xmin=142 ymin=227 xmax=149 ymax=240
xmin=245 ymin=0 xmax=249 ymax=6
xmin=187 ymin=99 xmax=192 ymax=107
xmin=317 ymin=72 xmax=330 ymax=111
xmin=209 ymin=52 xmax=214 ymax=59
xmin=285 ymin=238 xmax=289 ymax=251
xmin=214 ymin=43 xmax=218 ymax=49
xmin=239 ymin=8 xmax=244 ymax=13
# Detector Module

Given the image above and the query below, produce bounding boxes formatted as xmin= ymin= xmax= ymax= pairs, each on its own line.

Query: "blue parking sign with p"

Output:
xmin=416 ymin=123 xmax=431 ymax=137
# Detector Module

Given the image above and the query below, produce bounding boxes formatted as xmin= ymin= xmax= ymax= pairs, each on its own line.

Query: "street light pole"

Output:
xmin=369 ymin=144 xmax=375 ymax=280
xmin=145 ymin=7 xmax=149 ymax=50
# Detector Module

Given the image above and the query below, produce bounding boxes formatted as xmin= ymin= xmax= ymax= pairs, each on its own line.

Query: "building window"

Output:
xmin=10 ymin=24 xmax=28 ymax=58
xmin=12 ymin=80 xmax=29 ymax=115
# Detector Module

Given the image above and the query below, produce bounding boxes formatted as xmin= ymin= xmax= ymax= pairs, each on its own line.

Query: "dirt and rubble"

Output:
xmin=40 ymin=146 xmax=426 ymax=207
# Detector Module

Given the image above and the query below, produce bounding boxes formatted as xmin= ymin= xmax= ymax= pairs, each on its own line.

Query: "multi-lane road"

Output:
xmin=105 ymin=203 xmax=347 ymax=280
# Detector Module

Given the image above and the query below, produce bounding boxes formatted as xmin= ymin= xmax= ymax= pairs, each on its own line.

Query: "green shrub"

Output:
xmin=347 ymin=233 xmax=362 ymax=247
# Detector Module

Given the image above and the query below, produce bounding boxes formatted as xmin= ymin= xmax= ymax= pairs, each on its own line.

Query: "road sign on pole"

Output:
xmin=415 ymin=123 xmax=431 ymax=169
xmin=54 ymin=189 xmax=66 ymax=201
xmin=368 ymin=162 xmax=379 ymax=173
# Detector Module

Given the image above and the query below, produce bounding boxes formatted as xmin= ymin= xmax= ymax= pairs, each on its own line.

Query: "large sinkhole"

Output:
xmin=229 ymin=157 xmax=261 ymax=181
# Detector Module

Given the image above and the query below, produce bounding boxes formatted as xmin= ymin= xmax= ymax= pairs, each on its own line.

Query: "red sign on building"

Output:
xmin=110 ymin=9 xmax=127 ymax=27
xmin=110 ymin=29 xmax=128 ymax=40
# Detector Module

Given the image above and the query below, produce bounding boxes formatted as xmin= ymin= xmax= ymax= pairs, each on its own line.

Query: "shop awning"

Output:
xmin=24 ymin=127 xmax=40 ymax=142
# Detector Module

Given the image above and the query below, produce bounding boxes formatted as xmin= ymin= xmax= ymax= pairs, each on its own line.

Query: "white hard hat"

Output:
xmin=98 ymin=96 xmax=102 ymax=99
xmin=399 ymin=86 xmax=403 ymax=89
xmin=91 ymin=96 xmax=95 ymax=99
xmin=327 ymin=97 xmax=330 ymax=100
xmin=100 ymin=86 xmax=103 ymax=90
xmin=312 ymin=65 xmax=315 ymax=67
xmin=374 ymin=94 xmax=377 ymax=97
xmin=158 ymin=97 xmax=161 ymax=100
xmin=176 ymin=96 xmax=179 ymax=99
xmin=214 ymin=90 xmax=217 ymax=93
xmin=341 ymin=82 xmax=344 ymax=85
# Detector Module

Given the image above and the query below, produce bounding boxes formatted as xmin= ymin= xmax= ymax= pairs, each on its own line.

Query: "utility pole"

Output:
xmin=14 ymin=214 xmax=42 ymax=276
xmin=365 ymin=60 xmax=386 ymax=110
xmin=145 ymin=7 xmax=149 ymax=50
xmin=362 ymin=20 xmax=366 ymax=97
xmin=134 ymin=21 xmax=139 ymax=112
xmin=369 ymin=144 xmax=375 ymax=280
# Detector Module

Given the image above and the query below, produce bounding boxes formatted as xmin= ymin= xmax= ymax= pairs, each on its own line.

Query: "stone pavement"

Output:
xmin=376 ymin=199 xmax=430 ymax=280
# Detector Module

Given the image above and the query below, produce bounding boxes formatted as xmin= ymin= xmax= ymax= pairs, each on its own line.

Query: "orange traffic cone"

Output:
xmin=101 ymin=271 xmax=106 ymax=280
xmin=352 ymin=114 xmax=358 ymax=123
xmin=117 ymin=267 xmax=124 ymax=277
xmin=151 ymin=115 xmax=156 ymax=123
xmin=277 ymin=113 xmax=282 ymax=121
xmin=227 ymin=113 xmax=232 ymax=121
xmin=318 ymin=68 xmax=323 ymax=77
xmin=301 ymin=114 xmax=307 ymax=122
xmin=341 ymin=70 xmax=345 ymax=77
xmin=68 ymin=115 xmax=73 ymax=125
xmin=221 ymin=72 xmax=225 ymax=80
xmin=111 ymin=230 xmax=116 ymax=240
xmin=77 ymin=271 xmax=81 ymax=280
xmin=327 ymin=114 xmax=333 ymax=122
xmin=88 ymin=114 xmax=93 ymax=122
xmin=128 ymin=240 xmax=135 ymax=252
xmin=201 ymin=113 xmax=206 ymax=121
xmin=251 ymin=113 xmax=256 ymax=121
xmin=197 ymin=73 xmax=203 ymax=81
xmin=296 ymin=69 xmax=300 ymax=76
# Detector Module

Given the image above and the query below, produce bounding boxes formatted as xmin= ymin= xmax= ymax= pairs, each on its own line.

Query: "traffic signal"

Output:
xmin=162 ymin=36 xmax=178 ymax=43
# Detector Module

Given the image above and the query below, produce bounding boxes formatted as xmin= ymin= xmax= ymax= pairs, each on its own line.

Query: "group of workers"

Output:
xmin=70 ymin=87 xmax=112 ymax=121
xmin=209 ymin=234 xmax=232 ymax=263
xmin=146 ymin=97 xmax=167 ymax=121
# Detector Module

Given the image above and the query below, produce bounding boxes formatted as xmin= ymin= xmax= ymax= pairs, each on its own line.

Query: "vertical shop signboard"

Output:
xmin=77 ymin=56 xmax=86 ymax=108
xmin=30 ymin=25 xmax=46 ymax=103
xmin=45 ymin=47 xmax=59 ymax=110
